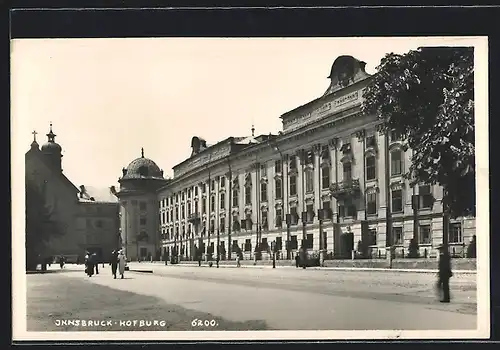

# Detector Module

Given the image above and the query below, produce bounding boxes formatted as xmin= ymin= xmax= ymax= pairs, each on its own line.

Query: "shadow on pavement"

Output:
xmin=27 ymin=273 xmax=270 ymax=332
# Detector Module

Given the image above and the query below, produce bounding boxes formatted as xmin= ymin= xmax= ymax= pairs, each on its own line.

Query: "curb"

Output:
xmin=128 ymin=269 xmax=153 ymax=273
xmin=127 ymin=263 xmax=476 ymax=274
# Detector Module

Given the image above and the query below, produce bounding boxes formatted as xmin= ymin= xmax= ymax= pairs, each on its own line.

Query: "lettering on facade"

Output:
xmin=174 ymin=145 xmax=231 ymax=178
xmin=283 ymin=90 xmax=361 ymax=133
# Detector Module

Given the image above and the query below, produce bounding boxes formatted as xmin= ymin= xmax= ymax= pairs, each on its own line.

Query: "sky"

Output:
xmin=11 ymin=36 xmax=477 ymax=189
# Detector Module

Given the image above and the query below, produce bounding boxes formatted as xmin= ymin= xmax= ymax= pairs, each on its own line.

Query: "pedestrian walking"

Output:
xmin=59 ymin=255 xmax=66 ymax=269
xmin=299 ymin=247 xmax=307 ymax=269
xmin=93 ymin=253 xmax=99 ymax=274
xmin=85 ymin=251 xmax=94 ymax=277
xmin=236 ymin=254 xmax=241 ymax=268
xmin=436 ymin=244 xmax=453 ymax=303
xmin=295 ymin=253 xmax=300 ymax=268
xmin=109 ymin=250 xmax=119 ymax=279
xmin=117 ymin=250 xmax=126 ymax=279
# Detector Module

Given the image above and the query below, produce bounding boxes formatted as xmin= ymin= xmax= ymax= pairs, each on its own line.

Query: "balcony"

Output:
xmin=187 ymin=212 xmax=201 ymax=225
xmin=330 ymin=178 xmax=361 ymax=199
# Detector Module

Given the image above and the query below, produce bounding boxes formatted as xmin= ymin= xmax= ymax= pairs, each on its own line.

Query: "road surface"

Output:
xmin=36 ymin=263 xmax=477 ymax=330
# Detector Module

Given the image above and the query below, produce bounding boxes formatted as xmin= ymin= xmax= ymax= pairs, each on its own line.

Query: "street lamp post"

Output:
xmin=318 ymin=208 xmax=324 ymax=267
xmin=268 ymin=134 xmax=288 ymax=261
xmin=271 ymin=240 xmax=276 ymax=268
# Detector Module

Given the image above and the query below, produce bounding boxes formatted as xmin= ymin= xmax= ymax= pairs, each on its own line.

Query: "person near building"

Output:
xmin=59 ymin=255 xmax=66 ymax=269
xmin=299 ymin=246 xmax=307 ymax=269
xmin=117 ymin=250 xmax=127 ymax=279
xmin=93 ymin=253 xmax=99 ymax=274
xmin=109 ymin=250 xmax=119 ymax=279
xmin=84 ymin=251 xmax=91 ymax=276
xmin=437 ymin=244 xmax=453 ymax=303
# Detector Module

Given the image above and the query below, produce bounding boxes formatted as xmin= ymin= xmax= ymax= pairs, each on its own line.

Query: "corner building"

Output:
xmin=26 ymin=124 xmax=120 ymax=263
xmin=116 ymin=149 xmax=170 ymax=261
xmin=155 ymin=55 xmax=475 ymax=261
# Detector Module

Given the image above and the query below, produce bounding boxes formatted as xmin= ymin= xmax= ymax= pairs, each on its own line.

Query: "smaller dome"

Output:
xmin=121 ymin=148 xmax=164 ymax=180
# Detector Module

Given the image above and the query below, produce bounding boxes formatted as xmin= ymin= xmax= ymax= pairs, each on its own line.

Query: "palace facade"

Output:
xmin=116 ymin=55 xmax=476 ymax=262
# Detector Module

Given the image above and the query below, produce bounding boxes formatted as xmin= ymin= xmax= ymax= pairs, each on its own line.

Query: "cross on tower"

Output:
xmin=141 ymin=147 xmax=144 ymax=158
xmin=32 ymin=130 xmax=38 ymax=142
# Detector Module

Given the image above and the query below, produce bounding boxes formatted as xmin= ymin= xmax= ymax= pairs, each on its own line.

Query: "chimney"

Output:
xmin=110 ymin=186 xmax=117 ymax=195
xmin=79 ymin=185 xmax=86 ymax=199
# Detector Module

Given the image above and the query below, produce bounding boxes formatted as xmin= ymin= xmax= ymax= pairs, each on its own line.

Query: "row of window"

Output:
xmin=162 ymin=222 xmax=465 ymax=248
xmin=159 ymin=131 xmax=404 ymax=209
xmin=376 ymin=222 xmax=463 ymax=246
xmin=158 ymin=150 xmax=406 ymax=216
xmin=159 ymin=184 xmax=434 ymax=228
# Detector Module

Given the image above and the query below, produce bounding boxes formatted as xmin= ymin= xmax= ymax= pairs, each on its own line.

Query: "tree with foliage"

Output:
xmin=362 ymin=47 xmax=475 ymax=219
xmin=25 ymin=179 xmax=64 ymax=271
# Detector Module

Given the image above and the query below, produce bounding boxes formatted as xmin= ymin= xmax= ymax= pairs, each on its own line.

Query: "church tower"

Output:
xmin=40 ymin=123 xmax=63 ymax=172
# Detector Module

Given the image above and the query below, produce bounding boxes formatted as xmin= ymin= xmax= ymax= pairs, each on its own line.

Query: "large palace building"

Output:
xmin=116 ymin=55 xmax=476 ymax=262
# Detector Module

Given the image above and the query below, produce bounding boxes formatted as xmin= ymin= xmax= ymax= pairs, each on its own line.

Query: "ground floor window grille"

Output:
xmin=419 ymin=225 xmax=432 ymax=244
xmin=393 ymin=227 xmax=404 ymax=245
xmin=449 ymin=222 xmax=463 ymax=243
xmin=276 ymin=236 xmax=283 ymax=250
xmin=367 ymin=228 xmax=377 ymax=246
xmin=244 ymin=239 xmax=252 ymax=252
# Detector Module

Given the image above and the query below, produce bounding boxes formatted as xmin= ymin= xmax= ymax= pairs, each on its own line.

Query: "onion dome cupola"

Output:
xmin=40 ymin=123 xmax=63 ymax=171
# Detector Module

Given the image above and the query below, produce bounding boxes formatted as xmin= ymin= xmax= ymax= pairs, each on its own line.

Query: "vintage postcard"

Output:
xmin=11 ymin=36 xmax=489 ymax=341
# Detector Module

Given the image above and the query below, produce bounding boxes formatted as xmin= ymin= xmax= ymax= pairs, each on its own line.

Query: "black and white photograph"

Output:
xmin=11 ymin=36 xmax=489 ymax=341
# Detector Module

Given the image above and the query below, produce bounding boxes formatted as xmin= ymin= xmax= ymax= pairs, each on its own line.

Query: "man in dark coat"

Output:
xmin=299 ymin=247 xmax=307 ymax=269
xmin=437 ymin=245 xmax=453 ymax=303
xmin=110 ymin=250 xmax=119 ymax=279
xmin=85 ymin=251 xmax=94 ymax=277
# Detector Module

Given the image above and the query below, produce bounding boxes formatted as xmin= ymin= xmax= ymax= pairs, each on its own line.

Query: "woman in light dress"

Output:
xmin=117 ymin=250 xmax=127 ymax=279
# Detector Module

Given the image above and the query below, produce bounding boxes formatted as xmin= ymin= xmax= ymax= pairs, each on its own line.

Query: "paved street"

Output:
xmin=28 ymin=263 xmax=477 ymax=331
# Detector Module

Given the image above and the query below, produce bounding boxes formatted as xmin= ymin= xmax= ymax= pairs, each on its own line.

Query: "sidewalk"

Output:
xmin=126 ymin=261 xmax=476 ymax=274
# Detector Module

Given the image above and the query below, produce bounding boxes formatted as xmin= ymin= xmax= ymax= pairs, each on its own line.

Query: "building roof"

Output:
xmin=78 ymin=185 xmax=119 ymax=203
xmin=120 ymin=148 xmax=165 ymax=181
xmin=25 ymin=146 xmax=80 ymax=194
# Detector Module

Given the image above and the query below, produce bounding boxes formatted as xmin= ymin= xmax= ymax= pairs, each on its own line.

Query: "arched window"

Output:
xmin=390 ymin=150 xmax=403 ymax=176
